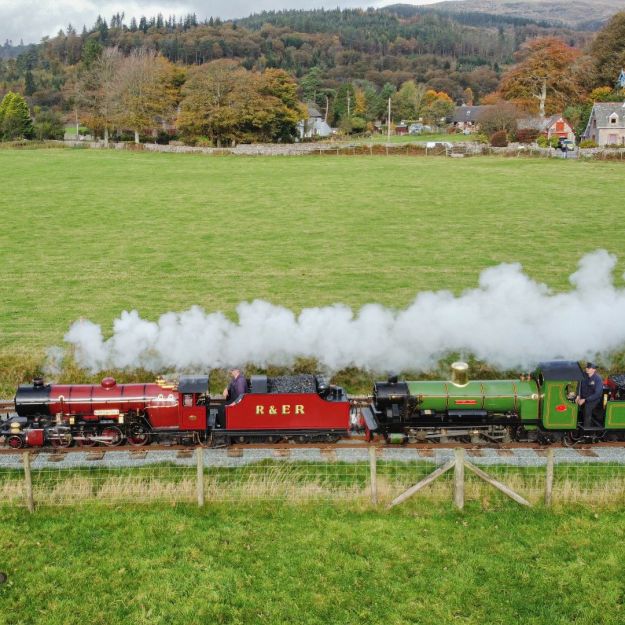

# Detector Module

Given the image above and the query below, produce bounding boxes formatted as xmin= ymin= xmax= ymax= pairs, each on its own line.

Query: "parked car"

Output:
xmin=408 ymin=123 xmax=432 ymax=135
xmin=557 ymin=138 xmax=575 ymax=152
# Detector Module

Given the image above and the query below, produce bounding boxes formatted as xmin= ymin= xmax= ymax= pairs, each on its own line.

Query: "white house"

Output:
xmin=583 ymin=102 xmax=625 ymax=146
xmin=297 ymin=103 xmax=332 ymax=139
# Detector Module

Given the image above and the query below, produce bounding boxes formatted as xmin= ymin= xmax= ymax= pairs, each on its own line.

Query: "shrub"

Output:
xmin=475 ymin=133 xmax=489 ymax=144
xmin=536 ymin=135 xmax=548 ymax=147
xmin=549 ymin=136 xmax=560 ymax=148
xmin=490 ymin=130 xmax=508 ymax=147
xmin=515 ymin=128 xmax=540 ymax=144
xmin=579 ymin=139 xmax=598 ymax=148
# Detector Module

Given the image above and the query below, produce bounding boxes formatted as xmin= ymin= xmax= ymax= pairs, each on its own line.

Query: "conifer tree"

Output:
xmin=0 ymin=91 xmax=34 ymax=140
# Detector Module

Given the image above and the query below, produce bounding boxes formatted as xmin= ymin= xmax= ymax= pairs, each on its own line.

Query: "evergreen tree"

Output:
xmin=0 ymin=91 xmax=34 ymax=140
xmin=24 ymin=70 xmax=36 ymax=96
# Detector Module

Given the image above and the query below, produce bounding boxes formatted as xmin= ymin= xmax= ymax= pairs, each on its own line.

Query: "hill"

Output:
xmin=421 ymin=0 xmax=625 ymax=29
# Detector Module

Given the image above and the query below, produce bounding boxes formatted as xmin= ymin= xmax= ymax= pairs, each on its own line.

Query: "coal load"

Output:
xmin=609 ymin=374 xmax=625 ymax=393
xmin=268 ymin=375 xmax=317 ymax=394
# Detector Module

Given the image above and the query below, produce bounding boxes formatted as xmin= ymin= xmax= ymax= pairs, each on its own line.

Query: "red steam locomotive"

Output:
xmin=0 ymin=374 xmax=351 ymax=448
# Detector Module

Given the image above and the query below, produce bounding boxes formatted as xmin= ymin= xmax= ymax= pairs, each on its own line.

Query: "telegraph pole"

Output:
xmin=387 ymin=97 xmax=391 ymax=141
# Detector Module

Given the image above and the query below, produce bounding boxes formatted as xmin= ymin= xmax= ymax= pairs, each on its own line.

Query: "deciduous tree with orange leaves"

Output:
xmin=498 ymin=37 xmax=585 ymax=117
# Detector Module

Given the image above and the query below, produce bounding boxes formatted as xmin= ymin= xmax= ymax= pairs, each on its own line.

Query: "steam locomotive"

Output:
xmin=2 ymin=361 xmax=625 ymax=448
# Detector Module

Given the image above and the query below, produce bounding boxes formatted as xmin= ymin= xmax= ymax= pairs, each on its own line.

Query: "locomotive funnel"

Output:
xmin=451 ymin=362 xmax=469 ymax=387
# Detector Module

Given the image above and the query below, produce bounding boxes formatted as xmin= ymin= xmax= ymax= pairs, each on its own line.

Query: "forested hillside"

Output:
xmin=0 ymin=5 xmax=624 ymax=145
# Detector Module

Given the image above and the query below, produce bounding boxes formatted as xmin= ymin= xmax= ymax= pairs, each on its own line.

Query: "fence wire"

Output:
xmin=2 ymin=449 xmax=625 ymax=509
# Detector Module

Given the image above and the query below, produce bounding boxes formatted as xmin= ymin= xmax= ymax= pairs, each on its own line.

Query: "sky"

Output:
xmin=0 ymin=0 xmax=450 ymax=46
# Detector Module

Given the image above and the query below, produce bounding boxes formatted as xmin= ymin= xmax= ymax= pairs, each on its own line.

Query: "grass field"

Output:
xmin=1 ymin=148 xmax=625 ymax=392
xmin=1 ymin=502 xmax=624 ymax=625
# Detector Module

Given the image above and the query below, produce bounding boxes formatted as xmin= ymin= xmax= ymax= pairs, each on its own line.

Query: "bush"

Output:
xmin=549 ymin=136 xmax=560 ymax=149
xmin=536 ymin=135 xmax=548 ymax=148
xmin=515 ymin=128 xmax=540 ymax=144
xmin=579 ymin=139 xmax=598 ymax=148
xmin=33 ymin=110 xmax=64 ymax=141
xmin=475 ymin=133 xmax=489 ymax=144
xmin=490 ymin=130 xmax=508 ymax=147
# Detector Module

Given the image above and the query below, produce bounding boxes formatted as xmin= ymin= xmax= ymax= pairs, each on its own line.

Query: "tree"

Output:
xmin=177 ymin=60 xmax=251 ymax=146
xmin=33 ymin=108 xmax=64 ymax=140
xmin=116 ymin=50 xmax=178 ymax=143
xmin=589 ymin=12 xmax=625 ymax=88
xmin=0 ymin=91 xmax=33 ymax=140
xmin=478 ymin=102 xmax=520 ymax=137
xmin=392 ymin=80 xmax=425 ymax=122
xmin=498 ymin=37 xmax=583 ymax=117
xmin=420 ymin=90 xmax=454 ymax=126
xmin=80 ymin=47 xmax=123 ymax=145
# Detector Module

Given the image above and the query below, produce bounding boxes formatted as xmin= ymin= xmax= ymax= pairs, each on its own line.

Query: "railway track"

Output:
xmin=2 ymin=439 xmax=625 ymax=456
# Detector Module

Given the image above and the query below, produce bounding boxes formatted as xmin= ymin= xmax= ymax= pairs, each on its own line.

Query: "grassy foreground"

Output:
xmin=0 ymin=502 xmax=624 ymax=625
xmin=1 ymin=148 xmax=625 ymax=392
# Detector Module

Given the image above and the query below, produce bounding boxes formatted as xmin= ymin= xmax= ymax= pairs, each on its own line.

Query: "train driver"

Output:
xmin=223 ymin=367 xmax=249 ymax=404
xmin=576 ymin=362 xmax=604 ymax=428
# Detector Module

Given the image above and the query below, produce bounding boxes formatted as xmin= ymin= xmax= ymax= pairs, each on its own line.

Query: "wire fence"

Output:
xmin=2 ymin=448 xmax=625 ymax=510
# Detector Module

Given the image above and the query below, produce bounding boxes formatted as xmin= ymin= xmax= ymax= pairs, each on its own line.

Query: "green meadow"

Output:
xmin=1 ymin=503 xmax=624 ymax=625
xmin=1 ymin=148 xmax=624 ymax=392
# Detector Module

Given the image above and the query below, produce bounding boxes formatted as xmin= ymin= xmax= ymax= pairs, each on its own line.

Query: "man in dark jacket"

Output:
xmin=223 ymin=367 xmax=249 ymax=404
xmin=576 ymin=362 xmax=604 ymax=428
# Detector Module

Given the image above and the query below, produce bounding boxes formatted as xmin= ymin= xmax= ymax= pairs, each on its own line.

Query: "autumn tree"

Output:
xmin=589 ymin=12 xmax=625 ymax=88
xmin=420 ymin=90 xmax=454 ymax=126
xmin=177 ymin=60 xmax=245 ymax=146
xmin=498 ymin=37 xmax=584 ymax=117
xmin=478 ymin=102 xmax=520 ymax=137
xmin=116 ymin=50 xmax=178 ymax=143
xmin=80 ymin=47 xmax=123 ymax=145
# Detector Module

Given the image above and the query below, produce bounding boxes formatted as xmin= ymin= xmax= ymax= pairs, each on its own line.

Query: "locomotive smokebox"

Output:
xmin=451 ymin=362 xmax=469 ymax=387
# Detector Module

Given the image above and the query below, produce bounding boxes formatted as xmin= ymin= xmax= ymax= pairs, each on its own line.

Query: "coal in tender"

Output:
xmin=268 ymin=375 xmax=317 ymax=394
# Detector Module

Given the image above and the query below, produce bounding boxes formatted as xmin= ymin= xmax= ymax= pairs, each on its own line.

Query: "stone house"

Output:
xmin=583 ymin=103 xmax=625 ymax=146
xmin=297 ymin=103 xmax=332 ymax=139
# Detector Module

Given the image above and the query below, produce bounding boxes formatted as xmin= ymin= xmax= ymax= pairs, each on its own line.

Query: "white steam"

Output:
xmin=63 ymin=250 xmax=625 ymax=373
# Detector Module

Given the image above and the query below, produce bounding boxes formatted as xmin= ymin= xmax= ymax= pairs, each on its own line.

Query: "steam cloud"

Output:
xmin=64 ymin=250 xmax=625 ymax=373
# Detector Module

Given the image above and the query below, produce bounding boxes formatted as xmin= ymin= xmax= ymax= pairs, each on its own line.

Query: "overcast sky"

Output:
xmin=1 ymin=0 xmax=450 ymax=45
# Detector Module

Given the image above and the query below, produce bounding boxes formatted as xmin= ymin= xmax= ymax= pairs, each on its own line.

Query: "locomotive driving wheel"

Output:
xmin=127 ymin=424 xmax=150 ymax=446
xmin=100 ymin=426 xmax=124 ymax=446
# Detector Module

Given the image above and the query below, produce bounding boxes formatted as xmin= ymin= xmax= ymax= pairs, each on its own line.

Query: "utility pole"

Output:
xmin=387 ymin=97 xmax=392 ymax=141
xmin=347 ymin=92 xmax=351 ymax=118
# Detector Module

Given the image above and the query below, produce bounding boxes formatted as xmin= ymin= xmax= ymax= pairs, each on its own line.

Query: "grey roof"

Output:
xmin=586 ymin=103 xmax=625 ymax=129
xmin=519 ymin=115 xmax=571 ymax=131
xmin=306 ymin=102 xmax=323 ymax=118
xmin=452 ymin=105 xmax=494 ymax=123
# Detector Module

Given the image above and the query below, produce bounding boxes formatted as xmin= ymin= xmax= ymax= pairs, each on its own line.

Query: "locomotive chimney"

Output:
xmin=451 ymin=362 xmax=469 ymax=387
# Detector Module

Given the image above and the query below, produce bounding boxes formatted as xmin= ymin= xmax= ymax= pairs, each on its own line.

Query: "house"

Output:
xmin=518 ymin=114 xmax=575 ymax=142
xmin=395 ymin=123 xmax=408 ymax=136
xmin=297 ymin=103 xmax=332 ymax=139
xmin=451 ymin=105 xmax=494 ymax=132
xmin=583 ymin=103 xmax=625 ymax=146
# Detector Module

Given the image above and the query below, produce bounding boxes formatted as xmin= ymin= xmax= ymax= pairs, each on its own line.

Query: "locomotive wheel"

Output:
xmin=7 ymin=435 xmax=24 ymax=449
xmin=563 ymin=431 xmax=582 ymax=448
xmin=127 ymin=426 xmax=150 ymax=446
xmin=100 ymin=426 xmax=124 ymax=447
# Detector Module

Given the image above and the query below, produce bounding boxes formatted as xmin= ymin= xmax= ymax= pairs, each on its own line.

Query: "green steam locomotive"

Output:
xmin=362 ymin=361 xmax=625 ymax=445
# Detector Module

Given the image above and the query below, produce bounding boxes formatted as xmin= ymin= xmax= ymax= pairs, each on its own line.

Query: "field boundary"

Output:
xmin=3 ymin=447 xmax=625 ymax=512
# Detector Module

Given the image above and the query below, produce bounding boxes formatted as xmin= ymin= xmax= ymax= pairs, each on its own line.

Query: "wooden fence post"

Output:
xmin=196 ymin=447 xmax=205 ymax=507
xmin=545 ymin=448 xmax=554 ymax=508
xmin=369 ymin=446 xmax=378 ymax=506
xmin=23 ymin=452 xmax=34 ymax=513
xmin=454 ymin=449 xmax=465 ymax=511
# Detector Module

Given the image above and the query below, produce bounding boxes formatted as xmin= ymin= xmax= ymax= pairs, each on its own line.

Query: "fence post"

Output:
xmin=369 ymin=446 xmax=378 ymax=506
xmin=454 ymin=449 xmax=465 ymax=510
xmin=196 ymin=447 xmax=205 ymax=507
xmin=545 ymin=448 xmax=554 ymax=508
xmin=23 ymin=451 xmax=34 ymax=513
